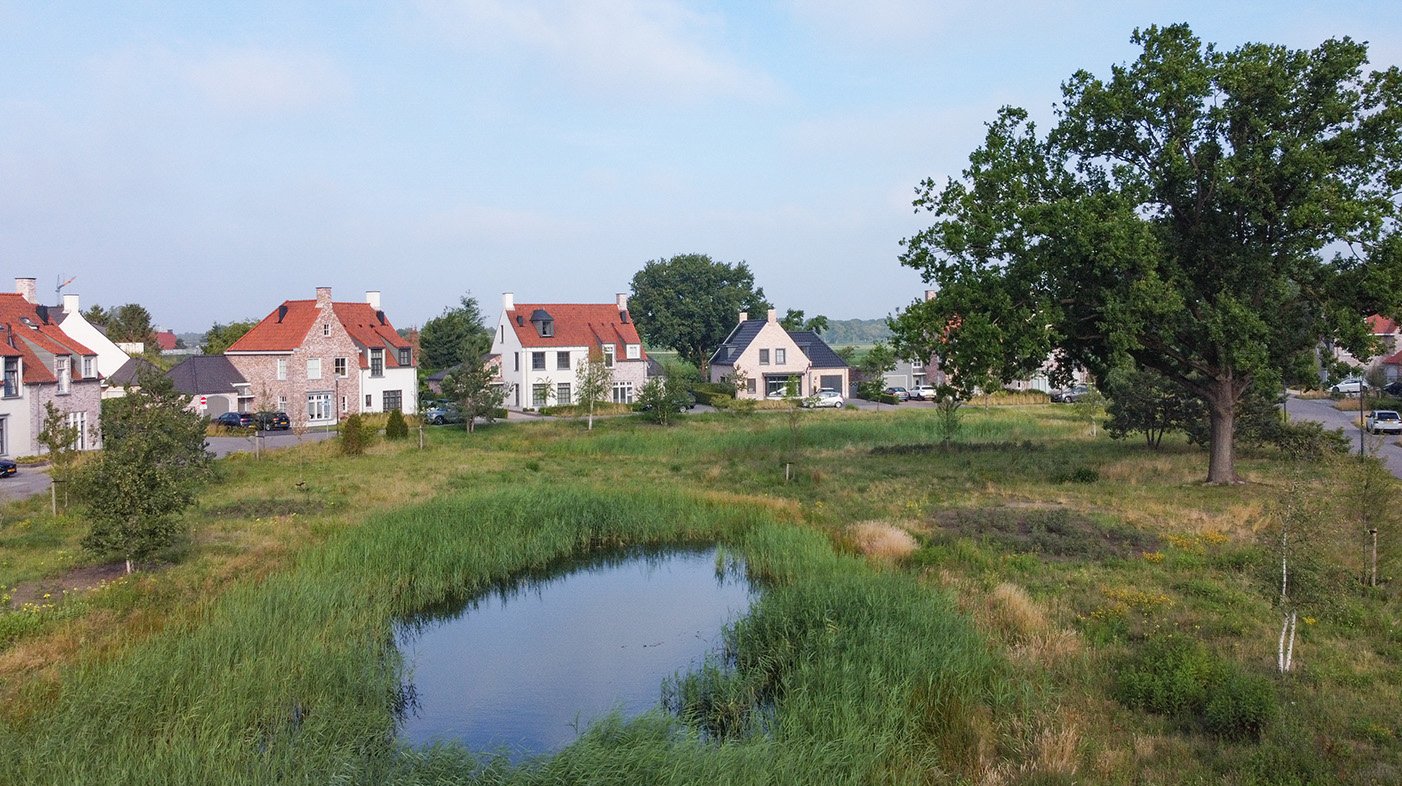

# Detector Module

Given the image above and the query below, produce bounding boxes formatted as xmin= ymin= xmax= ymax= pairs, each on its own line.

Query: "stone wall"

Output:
xmin=227 ymin=298 xmax=363 ymax=425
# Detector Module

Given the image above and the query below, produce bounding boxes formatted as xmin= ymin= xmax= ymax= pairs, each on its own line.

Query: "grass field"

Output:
xmin=1 ymin=405 xmax=1399 ymax=784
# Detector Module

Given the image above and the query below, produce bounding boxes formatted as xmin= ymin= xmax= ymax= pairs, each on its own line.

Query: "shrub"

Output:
xmin=340 ymin=414 xmax=367 ymax=456
xmin=1114 ymin=633 xmax=1275 ymax=740
xmin=1204 ymin=671 xmax=1276 ymax=740
xmin=384 ymin=409 xmax=409 ymax=440
xmin=692 ymin=382 xmax=736 ymax=407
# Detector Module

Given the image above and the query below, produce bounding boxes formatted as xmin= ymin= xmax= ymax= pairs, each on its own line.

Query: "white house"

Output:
xmin=44 ymin=289 xmax=133 ymax=398
xmin=708 ymin=308 xmax=850 ymax=399
xmin=490 ymin=292 xmax=649 ymax=409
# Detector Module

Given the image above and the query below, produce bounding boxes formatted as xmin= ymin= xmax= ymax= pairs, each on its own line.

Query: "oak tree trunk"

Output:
xmin=1205 ymin=381 xmax=1240 ymax=484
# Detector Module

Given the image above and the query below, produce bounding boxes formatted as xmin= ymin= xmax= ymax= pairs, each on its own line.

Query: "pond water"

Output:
xmin=394 ymin=547 xmax=755 ymax=759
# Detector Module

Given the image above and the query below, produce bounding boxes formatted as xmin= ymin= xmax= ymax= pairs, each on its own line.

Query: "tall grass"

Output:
xmin=0 ymin=485 xmax=1010 ymax=785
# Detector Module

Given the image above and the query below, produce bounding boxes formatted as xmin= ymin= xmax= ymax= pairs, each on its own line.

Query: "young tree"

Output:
xmin=897 ymin=25 xmax=1402 ymax=483
xmin=1105 ymin=367 xmax=1204 ymax=449
xmin=419 ymin=294 xmax=491 ymax=372
xmin=36 ymin=402 xmax=81 ymax=512
xmin=629 ymin=254 xmax=772 ymax=368
xmin=856 ymin=342 xmax=898 ymax=403
xmin=76 ymin=371 xmax=213 ymax=573
xmin=637 ymin=367 xmax=692 ymax=425
xmin=575 ymin=351 xmax=613 ymax=431
xmin=441 ymin=359 xmax=507 ymax=433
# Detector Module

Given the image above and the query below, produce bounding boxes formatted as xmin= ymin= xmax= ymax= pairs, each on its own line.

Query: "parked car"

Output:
xmin=253 ymin=411 xmax=291 ymax=431
xmin=213 ymin=412 xmax=254 ymax=429
xmin=1051 ymin=384 xmax=1092 ymax=403
xmin=640 ymin=391 xmax=697 ymax=412
xmin=1365 ymin=410 xmax=1402 ymax=435
xmin=1330 ymin=377 xmax=1369 ymax=396
xmin=804 ymin=389 xmax=844 ymax=408
xmin=0 ymin=459 xmax=16 ymax=478
xmin=909 ymin=384 xmax=938 ymax=401
xmin=1382 ymin=380 xmax=1402 ymax=398
xmin=423 ymin=403 xmax=464 ymax=425
xmin=884 ymin=386 xmax=909 ymax=401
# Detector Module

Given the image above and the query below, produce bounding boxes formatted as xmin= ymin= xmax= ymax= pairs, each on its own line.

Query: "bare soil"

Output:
xmin=7 ymin=562 xmax=129 ymax=608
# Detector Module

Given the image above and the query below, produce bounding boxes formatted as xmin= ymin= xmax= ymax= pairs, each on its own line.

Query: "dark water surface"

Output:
xmin=394 ymin=547 xmax=754 ymax=758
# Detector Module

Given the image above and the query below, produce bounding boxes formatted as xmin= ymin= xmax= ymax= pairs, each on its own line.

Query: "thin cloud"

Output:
xmin=183 ymin=47 xmax=352 ymax=114
xmin=416 ymin=0 xmax=778 ymax=103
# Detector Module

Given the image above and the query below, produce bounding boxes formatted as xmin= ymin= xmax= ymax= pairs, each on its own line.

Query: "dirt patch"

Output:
xmin=6 ymin=562 xmax=129 ymax=608
xmin=929 ymin=506 xmax=1158 ymax=560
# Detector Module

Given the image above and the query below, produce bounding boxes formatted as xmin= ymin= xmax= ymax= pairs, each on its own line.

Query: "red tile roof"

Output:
xmin=1368 ymin=315 xmax=1398 ymax=335
xmin=227 ymin=296 xmax=412 ymax=366
xmin=0 ymin=293 xmax=97 ymax=384
xmin=155 ymin=330 xmax=179 ymax=351
xmin=505 ymin=303 xmax=646 ymax=358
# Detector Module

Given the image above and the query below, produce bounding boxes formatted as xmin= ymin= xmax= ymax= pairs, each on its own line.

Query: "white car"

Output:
xmin=909 ymin=384 xmax=938 ymax=401
xmin=1366 ymin=410 xmax=1402 ymax=435
xmin=1331 ymin=377 xmax=1369 ymax=396
xmin=805 ymin=389 xmax=844 ymax=408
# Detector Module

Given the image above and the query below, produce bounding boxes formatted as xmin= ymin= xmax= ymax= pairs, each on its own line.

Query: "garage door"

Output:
xmin=819 ymin=374 xmax=842 ymax=391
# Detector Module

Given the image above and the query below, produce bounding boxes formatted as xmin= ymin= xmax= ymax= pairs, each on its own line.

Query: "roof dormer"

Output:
xmin=530 ymin=309 xmax=554 ymax=338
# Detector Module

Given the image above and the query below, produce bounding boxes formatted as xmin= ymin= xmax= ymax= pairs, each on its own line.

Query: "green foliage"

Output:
xmin=897 ymin=25 xmax=1402 ymax=482
xmin=35 ymin=402 xmax=81 ymax=480
xmin=200 ymin=320 xmax=258 ymax=354
xmin=691 ymin=382 xmax=735 ymax=406
xmin=574 ymin=352 xmax=613 ymax=430
xmin=440 ymin=358 xmax=507 ymax=432
xmin=418 ymin=294 xmax=491 ymax=372
xmin=1115 ymin=634 xmax=1275 ymax=740
xmin=933 ymin=387 xmax=963 ymax=444
xmin=855 ymin=342 xmax=897 ymax=401
xmin=75 ymin=370 xmax=213 ymax=570
xmin=779 ymin=309 xmax=829 ymax=334
xmin=339 ymin=414 xmax=367 ymax=455
xmin=98 ymin=303 xmax=158 ymax=346
xmin=384 ymin=409 xmax=408 ymax=440
xmin=1105 ymin=366 xmax=1203 ymax=449
xmin=629 ymin=253 xmax=771 ymax=368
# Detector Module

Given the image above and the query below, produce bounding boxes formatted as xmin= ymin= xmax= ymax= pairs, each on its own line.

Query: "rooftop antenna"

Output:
xmin=56 ymin=274 xmax=76 ymax=301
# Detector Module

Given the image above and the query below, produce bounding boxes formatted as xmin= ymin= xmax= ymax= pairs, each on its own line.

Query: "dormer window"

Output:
xmin=370 ymin=348 xmax=384 ymax=377
xmin=540 ymin=320 xmax=553 ymax=337
xmin=625 ymin=344 xmax=640 ymax=360
xmin=82 ymin=356 xmax=95 ymax=378
xmin=56 ymin=357 xmax=70 ymax=394
xmin=3 ymin=357 xmax=19 ymax=398
xmin=529 ymin=309 xmax=554 ymax=338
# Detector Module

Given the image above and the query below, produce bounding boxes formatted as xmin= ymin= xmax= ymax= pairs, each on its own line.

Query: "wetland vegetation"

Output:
xmin=0 ymin=404 xmax=1398 ymax=784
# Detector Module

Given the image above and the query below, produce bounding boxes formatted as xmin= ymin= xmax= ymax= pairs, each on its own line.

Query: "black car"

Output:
xmin=253 ymin=411 xmax=291 ymax=431
xmin=1383 ymin=380 xmax=1402 ymax=398
xmin=0 ymin=459 xmax=16 ymax=478
xmin=213 ymin=412 xmax=255 ymax=429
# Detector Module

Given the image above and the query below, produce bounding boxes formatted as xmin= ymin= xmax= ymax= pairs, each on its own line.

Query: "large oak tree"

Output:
xmin=629 ymin=253 xmax=771 ymax=369
xmin=895 ymin=25 xmax=1402 ymax=483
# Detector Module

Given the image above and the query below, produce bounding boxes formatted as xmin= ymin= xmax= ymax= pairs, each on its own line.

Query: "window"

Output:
xmin=383 ymin=390 xmax=403 ymax=412
xmin=499 ymin=325 xmax=504 ymax=342
xmin=758 ymin=349 xmax=770 ymax=366
xmin=278 ymin=395 xmax=287 ymax=411
xmin=66 ymin=411 xmax=86 ymax=450
xmin=556 ymin=351 xmax=570 ymax=370
xmin=514 ymin=352 xmax=520 ymax=372
xmin=307 ymin=392 xmax=332 ymax=421
xmin=746 ymin=378 xmax=756 ymax=394
xmin=340 ymin=396 xmax=348 ymax=413
xmin=276 ymin=358 xmax=287 ymax=381
xmin=334 ymin=357 xmax=348 ymax=377
xmin=322 ymin=323 xmax=331 ymax=337
xmin=911 ymin=358 xmax=924 ymax=370
xmin=532 ymin=384 xmax=549 ymax=407
xmin=82 ymin=356 xmax=95 ymax=378
xmin=532 ymin=352 xmax=546 ymax=370
xmin=370 ymin=349 xmax=384 ymax=377
xmin=775 ymin=348 xmax=786 ymax=365
xmin=611 ymin=381 xmax=633 ymax=404
xmin=625 ymin=344 xmax=640 ymax=359
xmin=365 ymin=394 xmax=373 ymax=407
xmin=603 ymin=344 xmax=615 ymax=368
xmin=539 ymin=320 xmax=553 ymax=337
xmin=766 ymin=376 xmax=792 ymax=397
xmin=398 ymin=348 xmax=411 ymax=367
xmin=556 ymin=382 xmax=571 ymax=406
xmin=56 ymin=357 xmax=70 ymax=394
xmin=3 ymin=358 xmax=18 ymax=398
xmin=306 ymin=358 xmax=322 ymax=380
xmin=0 ymin=417 xmax=6 ymax=455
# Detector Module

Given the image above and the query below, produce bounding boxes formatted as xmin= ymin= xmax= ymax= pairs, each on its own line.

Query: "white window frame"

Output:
xmin=625 ymin=344 xmax=640 ymax=360
xmin=66 ymin=411 xmax=86 ymax=450
xmin=307 ymin=391 xmax=333 ymax=422
xmin=56 ymin=357 xmax=70 ymax=394
xmin=82 ymin=356 xmax=95 ymax=378
xmin=278 ymin=395 xmax=287 ymax=411
xmin=602 ymin=344 xmax=615 ymax=368
xmin=775 ymin=348 xmax=786 ymax=365
xmin=611 ymin=381 xmax=633 ymax=404
xmin=556 ymin=382 xmax=571 ymax=405
xmin=276 ymin=358 xmax=287 ymax=381
xmin=370 ymin=349 xmax=384 ymax=377
xmin=306 ymin=358 xmax=322 ymax=380
xmin=556 ymin=351 xmax=570 ymax=371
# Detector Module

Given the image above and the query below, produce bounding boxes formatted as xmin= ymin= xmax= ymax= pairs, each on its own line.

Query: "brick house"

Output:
xmin=0 ymin=278 xmax=104 ymax=457
xmin=490 ymin=292 xmax=648 ymax=409
xmin=225 ymin=287 xmax=417 ymax=425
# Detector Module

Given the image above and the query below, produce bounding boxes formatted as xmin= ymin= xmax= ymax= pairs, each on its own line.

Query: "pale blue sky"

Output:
xmin=2 ymin=1 xmax=1398 ymax=332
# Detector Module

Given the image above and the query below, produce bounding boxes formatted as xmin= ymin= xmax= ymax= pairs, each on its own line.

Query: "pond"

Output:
xmin=394 ymin=546 xmax=755 ymax=759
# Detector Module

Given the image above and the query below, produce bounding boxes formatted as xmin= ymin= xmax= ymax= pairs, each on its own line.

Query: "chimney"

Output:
xmin=365 ymin=290 xmax=381 ymax=310
xmin=738 ymin=311 xmax=748 ymax=324
xmin=766 ymin=308 xmax=777 ymax=323
xmin=315 ymin=286 xmax=332 ymax=307
xmin=15 ymin=278 xmax=36 ymax=304
xmin=502 ymin=292 xmax=515 ymax=310
xmin=616 ymin=292 xmax=629 ymax=322
xmin=63 ymin=293 xmax=80 ymax=313
xmin=924 ymin=289 xmax=937 ymax=302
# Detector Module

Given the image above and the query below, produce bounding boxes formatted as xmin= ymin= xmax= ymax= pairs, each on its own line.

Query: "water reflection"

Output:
xmin=394 ymin=546 xmax=754 ymax=759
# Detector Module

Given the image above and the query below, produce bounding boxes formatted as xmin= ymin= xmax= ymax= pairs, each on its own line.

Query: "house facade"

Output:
xmin=709 ymin=308 xmax=850 ymax=398
xmin=43 ymin=290 xmax=132 ymax=397
xmin=490 ymin=292 xmax=649 ymax=409
xmin=166 ymin=356 xmax=250 ymax=416
xmin=0 ymin=278 xmax=104 ymax=457
xmin=225 ymin=287 xmax=417 ymax=425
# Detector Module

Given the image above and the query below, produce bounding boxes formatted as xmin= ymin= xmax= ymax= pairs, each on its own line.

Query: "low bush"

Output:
xmin=1114 ymin=633 xmax=1275 ymax=740
xmin=692 ymin=383 xmax=736 ymax=407
xmin=384 ymin=409 xmax=409 ymax=440
xmin=339 ymin=414 xmax=367 ymax=455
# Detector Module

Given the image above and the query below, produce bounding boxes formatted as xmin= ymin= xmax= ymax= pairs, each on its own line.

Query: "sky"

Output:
xmin=2 ymin=1 xmax=1400 ymax=333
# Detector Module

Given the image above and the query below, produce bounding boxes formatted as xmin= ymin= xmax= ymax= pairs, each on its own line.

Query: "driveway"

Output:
xmin=205 ymin=429 xmax=337 ymax=459
xmin=0 ymin=465 xmax=52 ymax=503
xmin=1285 ymin=394 xmax=1402 ymax=479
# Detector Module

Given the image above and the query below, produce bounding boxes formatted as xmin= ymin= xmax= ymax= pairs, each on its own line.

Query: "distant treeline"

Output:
xmin=821 ymin=318 xmax=891 ymax=346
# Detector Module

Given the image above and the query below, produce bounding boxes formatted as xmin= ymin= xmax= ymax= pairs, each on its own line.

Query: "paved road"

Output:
xmin=0 ymin=465 xmax=52 ymax=503
xmin=204 ymin=429 xmax=336 ymax=459
xmin=1284 ymin=395 xmax=1402 ymax=479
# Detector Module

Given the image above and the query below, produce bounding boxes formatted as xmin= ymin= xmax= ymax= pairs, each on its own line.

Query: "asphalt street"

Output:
xmin=1284 ymin=394 xmax=1402 ymax=480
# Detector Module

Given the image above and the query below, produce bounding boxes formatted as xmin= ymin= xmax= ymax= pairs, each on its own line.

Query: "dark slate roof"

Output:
xmin=108 ymin=357 xmax=160 ymax=388
xmin=166 ymin=355 xmax=247 ymax=395
xmin=788 ymin=330 xmax=850 ymax=370
xmin=708 ymin=320 xmax=766 ymax=366
xmin=646 ymin=355 xmax=664 ymax=377
xmin=708 ymin=321 xmax=849 ymax=370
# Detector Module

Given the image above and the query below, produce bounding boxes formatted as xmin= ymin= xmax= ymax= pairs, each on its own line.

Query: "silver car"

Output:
xmin=1365 ymin=410 xmax=1402 ymax=435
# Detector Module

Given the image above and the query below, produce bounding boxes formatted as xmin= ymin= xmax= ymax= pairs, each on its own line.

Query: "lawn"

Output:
xmin=0 ymin=404 xmax=1398 ymax=784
